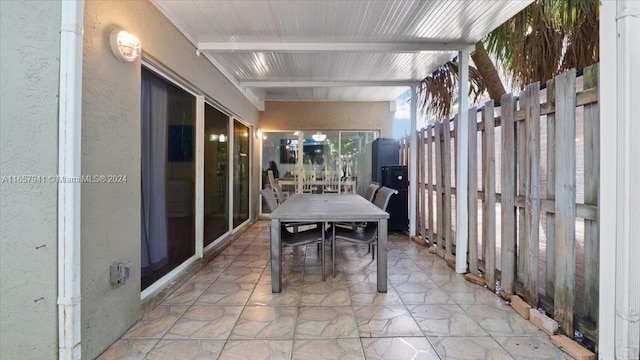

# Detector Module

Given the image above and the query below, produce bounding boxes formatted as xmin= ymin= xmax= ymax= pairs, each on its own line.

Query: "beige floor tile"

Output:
xmin=144 ymin=339 xmax=225 ymax=360
xmin=96 ymin=339 xmax=157 ymax=359
xmin=292 ymin=338 xmax=365 ymax=360
xmin=195 ymin=282 xmax=255 ymax=305
xmin=461 ymin=303 xmax=543 ymax=337
xmin=163 ymin=305 xmax=243 ymax=339
xmin=247 ymin=281 xmax=302 ymax=306
xmin=300 ymin=281 xmax=351 ymax=306
xmin=353 ymin=305 xmax=423 ymax=338
xmin=361 ymin=337 xmax=440 ymax=360
xmin=216 ymin=266 xmax=264 ymax=283
xmin=494 ymin=335 xmax=566 ymax=359
xmin=218 ymin=339 xmax=292 ymax=360
xmin=124 ymin=305 xmax=188 ymax=339
xmin=230 ymin=305 xmax=297 ymax=339
xmin=295 ymin=306 xmax=359 ymax=339
xmin=431 ymin=336 xmax=514 ymax=360
xmin=408 ymin=304 xmax=488 ymax=336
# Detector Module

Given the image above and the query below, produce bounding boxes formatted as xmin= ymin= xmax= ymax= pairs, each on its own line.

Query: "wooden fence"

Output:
xmin=401 ymin=64 xmax=599 ymax=348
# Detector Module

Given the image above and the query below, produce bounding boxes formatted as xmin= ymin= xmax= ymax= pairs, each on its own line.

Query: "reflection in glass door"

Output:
xmin=141 ymin=67 xmax=196 ymax=290
xmin=233 ymin=120 xmax=250 ymax=228
xmin=204 ymin=104 xmax=229 ymax=247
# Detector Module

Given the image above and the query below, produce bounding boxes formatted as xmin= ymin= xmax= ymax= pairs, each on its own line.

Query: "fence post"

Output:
xmin=554 ymin=69 xmax=577 ymax=338
xmin=545 ymin=79 xmax=556 ymax=299
xmin=482 ymin=101 xmax=496 ymax=292
xmin=583 ymin=64 xmax=600 ymax=325
xmin=524 ymin=83 xmax=541 ymax=307
xmin=468 ymin=107 xmax=478 ymax=275
xmin=500 ymin=93 xmax=517 ymax=299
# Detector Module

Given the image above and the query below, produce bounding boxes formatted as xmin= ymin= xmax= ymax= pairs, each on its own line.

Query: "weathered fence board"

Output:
xmin=411 ymin=66 xmax=599 ymax=346
xmin=545 ymin=79 xmax=556 ymax=299
xmin=583 ymin=64 xmax=599 ymax=324
xmin=554 ymin=69 xmax=577 ymax=339
xmin=427 ymin=126 xmax=434 ymax=247
xmin=501 ymin=93 xmax=517 ymax=298
xmin=443 ymin=119 xmax=454 ymax=258
xmin=517 ymin=100 xmax=527 ymax=283
xmin=468 ymin=107 xmax=479 ymax=274
xmin=482 ymin=101 xmax=496 ymax=291
xmin=524 ymin=83 xmax=541 ymax=306
xmin=418 ymin=129 xmax=425 ymax=243
xmin=434 ymin=121 xmax=445 ymax=256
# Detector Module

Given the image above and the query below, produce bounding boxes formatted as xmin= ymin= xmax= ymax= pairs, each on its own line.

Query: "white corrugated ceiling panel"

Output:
xmin=152 ymin=0 xmax=533 ymax=103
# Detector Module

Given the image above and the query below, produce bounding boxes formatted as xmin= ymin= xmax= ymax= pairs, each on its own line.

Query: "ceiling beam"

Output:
xmin=239 ymin=80 xmax=419 ymax=88
xmin=198 ymin=42 xmax=475 ymax=53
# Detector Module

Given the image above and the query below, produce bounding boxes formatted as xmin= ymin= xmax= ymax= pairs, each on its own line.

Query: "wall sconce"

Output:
xmin=218 ymin=134 xmax=227 ymax=143
xmin=209 ymin=134 xmax=219 ymax=142
xmin=311 ymin=132 xmax=327 ymax=142
xmin=109 ymin=28 xmax=141 ymax=63
xmin=256 ymin=129 xmax=262 ymax=139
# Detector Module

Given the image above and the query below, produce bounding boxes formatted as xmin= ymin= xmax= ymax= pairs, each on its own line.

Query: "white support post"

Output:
xmin=409 ymin=85 xmax=418 ymax=236
xmin=58 ymin=1 xmax=83 ymax=358
xmin=455 ymin=50 xmax=469 ymax=274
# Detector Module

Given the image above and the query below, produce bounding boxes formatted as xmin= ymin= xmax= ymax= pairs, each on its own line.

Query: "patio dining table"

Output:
xmin=269 ymin=193 xmax=389 ymax=293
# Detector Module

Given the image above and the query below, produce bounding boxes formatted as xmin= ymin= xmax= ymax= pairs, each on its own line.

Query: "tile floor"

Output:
xmin=99 ymin=221 xmax=571 ymax=360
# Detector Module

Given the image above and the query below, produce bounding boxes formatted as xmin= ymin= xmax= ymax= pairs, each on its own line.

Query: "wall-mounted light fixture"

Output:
xmin=311 ymin=132 xmax=327 ymax=142
xmin=218 ymin=134 xmax=227 ymax=143
xmin=109 ymin=28 xmax=141 ymax=63
xmin=209 ymin=134 xmax=219 ymax=142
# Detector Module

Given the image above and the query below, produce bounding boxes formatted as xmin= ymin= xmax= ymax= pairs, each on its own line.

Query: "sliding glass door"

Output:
xmin=232 ymin=120 xmax=250 ymax=228
xmin=141 ymin=67 xmax=196 ymax=290
xmin=204 ymin=104 xmax=229 ymax=247
xmin=260 ymin=130 xmax=378 ymax=200
xmin=142 ymin=66 xmax=255 ymax=293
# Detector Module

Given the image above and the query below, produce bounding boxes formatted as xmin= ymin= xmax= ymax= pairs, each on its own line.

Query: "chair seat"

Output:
xmin=330 ymin=223 xmax=377 ymax=244
xmin=281 ymin=225 xmax=324 ymax=247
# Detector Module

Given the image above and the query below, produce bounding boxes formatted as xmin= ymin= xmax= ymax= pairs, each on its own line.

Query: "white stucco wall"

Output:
xmin=0 ymin=1 xmax=61 ymax=359
xmin=82 ymin=1 xmax=258 ymax=358
xmin=259 ymin=101 xmax=395 ymax=138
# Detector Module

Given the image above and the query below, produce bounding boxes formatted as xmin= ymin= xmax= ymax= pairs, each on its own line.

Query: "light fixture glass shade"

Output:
xmin=209 ymin=134 xmax=219 ymax=142
xmin=110 ymin=29 xmax=141 ymax=62
xmin=311 ymin=132 xmax=326 ymax=142
xmin=218 ymin=134 xmax=227 ymax=142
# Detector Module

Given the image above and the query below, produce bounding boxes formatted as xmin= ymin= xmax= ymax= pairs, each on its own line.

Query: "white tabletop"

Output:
xmin=269 ymin=193 xmax=389 ymax=222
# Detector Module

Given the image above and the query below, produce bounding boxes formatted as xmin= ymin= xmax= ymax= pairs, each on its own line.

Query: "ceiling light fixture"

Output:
xmin=311 ymin=132 xmax=326 ymax=142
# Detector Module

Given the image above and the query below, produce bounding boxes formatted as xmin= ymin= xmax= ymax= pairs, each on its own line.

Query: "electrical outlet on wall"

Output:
xmin=110 ymin=262 xmax=134 ymax=285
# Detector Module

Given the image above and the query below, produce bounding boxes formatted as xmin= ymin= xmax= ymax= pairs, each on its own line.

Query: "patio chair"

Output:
xmin=271 ymin=183 xmax=289 ymax=204
xmin=335 ymin=182 xmax=380 ymax=230
xmin=328 ymin=186 xmax=397 ymax=276
xmin=363 ymin=182 xmax=380 ymax=202
xmin=260 ymin=188 xmax=327 ymax=280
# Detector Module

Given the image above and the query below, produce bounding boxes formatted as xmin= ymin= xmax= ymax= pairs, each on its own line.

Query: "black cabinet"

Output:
xmin=381 ymin=165 xmax=408 ymax=232
xmin=371 ymin=138 xmax=399 ymax=184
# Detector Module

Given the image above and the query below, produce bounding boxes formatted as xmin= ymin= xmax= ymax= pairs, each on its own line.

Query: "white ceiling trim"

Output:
xmin=197 ymin=42 xmax=475 ymax=53
xmin=240 ymin=80 xmax=418 ymax=88
xmin=151 ymin=0 xmax=265 ymax=111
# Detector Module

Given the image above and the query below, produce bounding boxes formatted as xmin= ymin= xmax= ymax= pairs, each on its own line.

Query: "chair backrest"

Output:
xmin=322 ymin=171 xmax=339 ymax=193
xmin=363 ymin=183 xmax=380 ymax=202
xmin=372 ymin=186 xmax=397 ymax=212
xmin=260 ymin=188 xmax=279 ymax=212
xmin=302 ymin=171 xmax=316 ymax=193
xmin=267 ymin=169 xmax=276 ymax=187
xmin=271 ymin=183 xmax=287 ymax=204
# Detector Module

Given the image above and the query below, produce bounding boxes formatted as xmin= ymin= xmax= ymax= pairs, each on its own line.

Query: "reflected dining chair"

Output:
xmin=327 ymin=186 xmax=397 ymax=276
